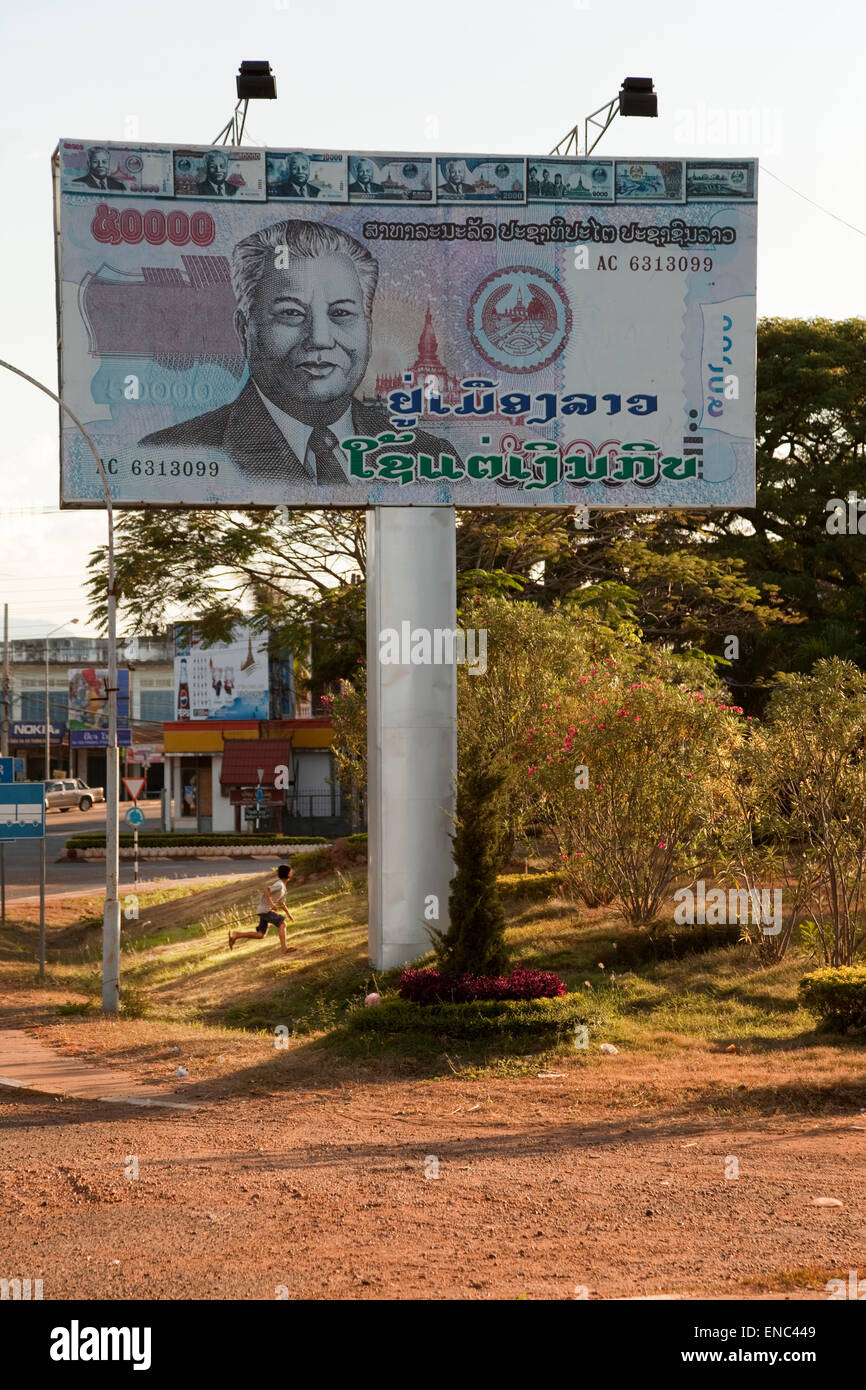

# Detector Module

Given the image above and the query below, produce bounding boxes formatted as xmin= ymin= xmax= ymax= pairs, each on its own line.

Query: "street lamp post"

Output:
xmin=0 ymin=358 xmax=121 ymax=1013
xmin=44 ymin=619 xmax=78 ymax=780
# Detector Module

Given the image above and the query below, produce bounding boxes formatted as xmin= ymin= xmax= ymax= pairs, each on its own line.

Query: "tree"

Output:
xmin=433 ymin=748 xmax=509 ymax=976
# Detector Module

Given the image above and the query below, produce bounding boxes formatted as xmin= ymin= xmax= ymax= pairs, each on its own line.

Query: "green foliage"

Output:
xmin=291 ymin=847 xmax=334 ymax=875
xmin=799 ymin=966 xmax=866 ymax=1032
xmin=436 ymin=752 xmax=509 ymax=975
xmin=734 ymin=658 xmax=866 ymax=965
xmin=346 ymin=993 xmax=589 ymax=1040
xmin=518 ymin=672 xmax=744 ymax=924
xmin=65 ymin=833 xmax=329 ymax=850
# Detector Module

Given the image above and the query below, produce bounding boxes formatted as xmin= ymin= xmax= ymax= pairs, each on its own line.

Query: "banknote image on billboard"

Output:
xmin=614 ymin=159 xmax=685 ymax=203
xmin=266 ymin=151 xmax=348 ymax=202
xmin=173 ymin=624 xmax=269 ymax=720
xmin=55 ymin=141 xmax=757 ymax=510
xmin=528 ymin=159 xmax=613 ymax=202
xmin=59 ymin=140 xmax=174 ymax=197
xmin=68 ymin=668 xmax=132 ymax=747
xmin=348 ymin=155 xmax=433 ymax=202
xmin=172 ymin=147 xmax=265 ymax=200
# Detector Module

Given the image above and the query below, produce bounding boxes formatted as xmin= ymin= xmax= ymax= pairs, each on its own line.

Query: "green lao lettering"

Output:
xmin=341 ymin=435 xmax=379 ymax=478
xmin=418 ymin=452 xmax=465 ymax=481
xmin=522 ymin=441 xmax=560 ymax=490
xmin=342 ymin=431 xmax=415 ymax=483
xmin=466 ymin=453 xmax=504 ymax=480
xmin=564 ymin=441 xmax=668 ymax=486
xmin=661 ymin=454 xmax=697 ymax=480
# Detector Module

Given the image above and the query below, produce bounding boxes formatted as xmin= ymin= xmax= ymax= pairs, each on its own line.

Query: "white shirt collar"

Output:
xmin=253 ymin=387 xmax=355 ymax=480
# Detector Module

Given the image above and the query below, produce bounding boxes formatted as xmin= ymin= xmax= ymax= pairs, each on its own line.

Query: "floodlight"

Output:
xmin=236 ymin=61 xmax=277 ymax=101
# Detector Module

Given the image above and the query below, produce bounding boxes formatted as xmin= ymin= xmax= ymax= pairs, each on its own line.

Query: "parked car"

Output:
xmin=44 ymin=778 xmax=105 ymax=812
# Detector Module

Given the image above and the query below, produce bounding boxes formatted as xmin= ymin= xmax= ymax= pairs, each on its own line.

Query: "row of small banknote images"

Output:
xmin=58 ymin=142 xmax=757 ymax=205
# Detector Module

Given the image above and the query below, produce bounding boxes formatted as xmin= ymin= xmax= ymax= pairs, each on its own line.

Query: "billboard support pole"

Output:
xmin=39 ymin=836 xmax=46 ymax=981
xmin=0 ymin=359 xmax=121 ymax=1013
xmin=367 ymin=506 xmax=457 ymax=970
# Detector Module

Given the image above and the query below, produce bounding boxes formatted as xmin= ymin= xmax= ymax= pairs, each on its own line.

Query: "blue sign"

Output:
xmin=255 ymin=785 xmax=264 ymax=805
xmin=126 ymin=806 xmax=145 ymax=826
xmin=0 ymin=783 xmax=46 ymax=841
xmin=70 ymin=729 xmax=133 ymax=748
xmin=0 ymin=758 xmax=13 ymax=783
xmin=10 ymin=720 xmax=67 ymax=744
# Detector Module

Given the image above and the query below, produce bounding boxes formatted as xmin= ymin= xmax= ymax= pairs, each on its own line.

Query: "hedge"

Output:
xmin=798 ymin=966 xmax=866 ymax=1032
xmin=65 ymin=832 xmax=330 ymax=850
xmin=346 ymin=994 xmax=590 ymax=1040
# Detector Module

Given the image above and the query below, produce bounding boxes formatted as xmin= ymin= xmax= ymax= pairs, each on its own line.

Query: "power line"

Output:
xmin=763 ymin=166 xmax=866 ymax=240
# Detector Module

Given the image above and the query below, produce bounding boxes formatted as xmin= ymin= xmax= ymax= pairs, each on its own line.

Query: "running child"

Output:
xmin=229 ymin=863 xmax=295 ymax=953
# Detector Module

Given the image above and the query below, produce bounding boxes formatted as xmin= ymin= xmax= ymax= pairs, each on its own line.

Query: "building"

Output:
xmin=162 ymin=716 xmax=355 ymax=837
xmin=2 ymin=633 xmax=174 ymax=789
xmin=2 ymin=631 xmax=359 ymax=836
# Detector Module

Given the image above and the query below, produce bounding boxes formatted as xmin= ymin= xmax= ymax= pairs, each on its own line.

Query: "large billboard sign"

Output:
xmin=173 ymin=623 xmax=269 ymax=720
xmin=68 ymin=668 xmax=132 ymax=747
xmin=55 ymin=141 xmax=757 ymax=510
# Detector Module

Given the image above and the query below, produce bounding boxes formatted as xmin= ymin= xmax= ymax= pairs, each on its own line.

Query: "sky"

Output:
xmin=0 ymin=0 xmax=863 ymax=639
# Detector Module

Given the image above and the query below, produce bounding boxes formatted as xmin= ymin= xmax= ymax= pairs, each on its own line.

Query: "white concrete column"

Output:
xmin=367 ymin=507 xmax=457 ymax=970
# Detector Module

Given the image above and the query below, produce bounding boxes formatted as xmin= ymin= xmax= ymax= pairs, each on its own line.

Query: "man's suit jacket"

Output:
xmin=273 ymin=178 xmax=320 ymax=197
xmin=348 ymin=180 xmax=383 ymax=195
xmin=138 ymin=380 xmax=463 ymax=486
xmin=196 ymin=179 xmax=238 ymax=196
xmin=440 ymin=180 xmax=469 ymax=197
xmin=75 ymin=172 xmax=125 ymax=190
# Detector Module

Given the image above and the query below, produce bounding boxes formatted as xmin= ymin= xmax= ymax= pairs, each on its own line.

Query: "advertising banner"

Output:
xmin=55 ymin=140 xmax=757 ymax=510
xmin=173 ymin=623 xmax=269 ymax=720
xmin=68 ymin=668 xmax=132 ymax=747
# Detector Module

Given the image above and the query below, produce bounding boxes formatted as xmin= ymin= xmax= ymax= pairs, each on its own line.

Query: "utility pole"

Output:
xmin=1 ymin=603 xmax=9 ymax=757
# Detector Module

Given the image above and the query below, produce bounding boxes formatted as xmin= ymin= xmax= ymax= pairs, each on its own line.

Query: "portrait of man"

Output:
xmin=440 ymin=159 xmax=470 ymax=196
xmin=73 ymin=146 xmax=126 ymax=191
xmin=540 ymin=168 xmax=555 ymax=197
xmin=271 ymin=152 xmax=320 ymax=198
xmin=197 ymin=150 xmax=238 ymax=196
xmin=527 ymin=164 xmax=540 ymax=196
xmin=348 ymin=158 xmax=383 ymax=195
xmin=138 ymin=219 xmax=461 ymax=486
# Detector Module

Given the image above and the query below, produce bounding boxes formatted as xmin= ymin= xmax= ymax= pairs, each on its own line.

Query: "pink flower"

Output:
xmin=657 ymin=840 xmax=667 ymax=848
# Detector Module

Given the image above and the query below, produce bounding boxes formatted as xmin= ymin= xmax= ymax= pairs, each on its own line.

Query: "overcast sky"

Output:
xmin=1 ymin=0 xmax=863 ymax=639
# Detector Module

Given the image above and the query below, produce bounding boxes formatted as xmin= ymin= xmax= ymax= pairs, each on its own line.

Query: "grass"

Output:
xmin=2 ymin=866 xmax=863 ymax=1084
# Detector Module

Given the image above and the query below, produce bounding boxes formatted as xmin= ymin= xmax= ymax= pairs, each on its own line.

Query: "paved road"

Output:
xmin=0 ymin=801 xmax=277 ymax=902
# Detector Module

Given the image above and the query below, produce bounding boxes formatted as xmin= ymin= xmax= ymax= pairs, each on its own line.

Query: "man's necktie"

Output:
xmin=99 ymin=178 xmax=106 ymax=189
xmin=307 ymin=426 xmax=347 ymax=485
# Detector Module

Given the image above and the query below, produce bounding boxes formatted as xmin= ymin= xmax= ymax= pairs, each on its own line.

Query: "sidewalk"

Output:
xmin=0 ymin=1027 xmax=196 ymax=1110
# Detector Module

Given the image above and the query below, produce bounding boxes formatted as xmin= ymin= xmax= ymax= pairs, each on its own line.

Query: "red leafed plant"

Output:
xmin=399 ymin=966 xmax=566 ymax=1005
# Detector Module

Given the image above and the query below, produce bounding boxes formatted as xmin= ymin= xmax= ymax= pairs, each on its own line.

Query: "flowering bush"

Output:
xmin=399 ymin=966 xmax=566 ymax=1005
xmin=516 ymin=672 xmax=745 ymax=925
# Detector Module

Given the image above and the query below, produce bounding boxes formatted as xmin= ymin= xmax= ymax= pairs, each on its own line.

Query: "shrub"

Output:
xmin=65 ymin=833 xmax=329 ymax=851
xmin=291 ymin=847 xmax=333 ymax=876
xmin=516 ymin=674 xmax=744 ymax=926
xmin=798 ymin=966 xmax=866 ymax=1032
xmin=347 ymin=994 xmax=586 ymax=1040
xmin=434 ymin=752 xmax=509 ymax=976
xmin=399 ymin=966 xmax=566 ymax=1005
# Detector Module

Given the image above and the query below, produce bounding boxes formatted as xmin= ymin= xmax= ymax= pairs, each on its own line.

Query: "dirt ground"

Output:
xmin=1 ymin=1010 xmax=864 ymax=1300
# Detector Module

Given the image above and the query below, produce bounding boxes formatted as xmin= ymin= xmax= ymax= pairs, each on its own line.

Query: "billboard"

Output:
xmin=173 ymin=623 xmax=269 ymax=720
xmin=68 ymin=668 xmax=132 ymax=747
xmin=55 ymin=140 xmax=757 ymax=510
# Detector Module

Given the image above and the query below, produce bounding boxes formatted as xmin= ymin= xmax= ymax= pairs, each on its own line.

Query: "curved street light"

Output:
xmin=0 ymin=358 xmax=121 ymax=1012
